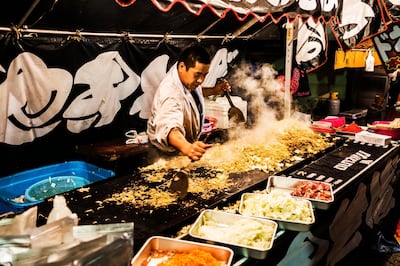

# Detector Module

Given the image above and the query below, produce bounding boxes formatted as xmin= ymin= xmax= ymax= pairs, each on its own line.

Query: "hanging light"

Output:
xmin=115 ymin=0 xmax=136 ymax=7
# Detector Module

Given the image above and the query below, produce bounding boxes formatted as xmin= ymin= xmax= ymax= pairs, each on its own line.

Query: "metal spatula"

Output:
xmin=169 ymin=164 xmax=190 ymax=199
xmin=169 ymin=132 xmax=213 ymax=199
xmin=224 ymin=91 xmax=245 ymax=124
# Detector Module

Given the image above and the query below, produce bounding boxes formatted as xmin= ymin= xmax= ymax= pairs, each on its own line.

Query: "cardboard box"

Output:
xmin=204 ymin=96 xmax=247 ymax=129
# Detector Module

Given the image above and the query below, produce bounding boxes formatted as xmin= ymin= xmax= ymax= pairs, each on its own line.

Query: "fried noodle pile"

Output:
xmin=102 ymin=119 xmax=334 ymax=208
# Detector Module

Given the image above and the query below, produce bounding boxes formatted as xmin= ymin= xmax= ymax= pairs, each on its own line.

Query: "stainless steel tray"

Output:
xmin=131 ymin=235 xmax=233 ymax=266
xmin=266 ymin=175 xmax=334 ymax=210
xmin=189 ymin=209 xmax=278 ymax=260
xmin=239 ymin=192 xmax=315 ymax=231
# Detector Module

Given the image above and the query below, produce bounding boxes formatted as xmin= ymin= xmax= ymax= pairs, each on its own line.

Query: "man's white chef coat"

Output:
xmin=147 ymin=65 xmax=204 ymax=153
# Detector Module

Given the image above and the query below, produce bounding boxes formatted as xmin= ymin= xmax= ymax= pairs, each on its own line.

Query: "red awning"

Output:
xmin=148 ymin=0 xmax=337 ymax=23
xmin=130 ymin=0 xmax=392 ymax=50
xmin=117 ymin=0 xmax=396 ymax=27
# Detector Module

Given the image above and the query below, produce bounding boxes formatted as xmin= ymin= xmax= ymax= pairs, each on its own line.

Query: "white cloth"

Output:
xmin=147 ymin=65 xmax=204 ymax=153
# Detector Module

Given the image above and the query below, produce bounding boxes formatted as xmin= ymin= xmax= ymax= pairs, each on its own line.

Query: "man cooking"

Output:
xmin=147 ymin=45 xmax=231 ymax=161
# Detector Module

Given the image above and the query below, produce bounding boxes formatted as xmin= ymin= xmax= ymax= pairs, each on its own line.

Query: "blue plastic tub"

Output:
xmin=0 ymin=161 xmax=115 ymax=213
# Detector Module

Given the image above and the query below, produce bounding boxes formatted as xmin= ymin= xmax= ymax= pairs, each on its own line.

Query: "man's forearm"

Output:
xmin=202 ymin=87 xmax=216 ymax=97
xmin=168 ymin=129 xmax=191 ymax=155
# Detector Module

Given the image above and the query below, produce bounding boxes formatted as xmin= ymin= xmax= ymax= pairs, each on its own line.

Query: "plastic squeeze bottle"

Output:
xmin=365 ymin=50 xmax=375 ymax=72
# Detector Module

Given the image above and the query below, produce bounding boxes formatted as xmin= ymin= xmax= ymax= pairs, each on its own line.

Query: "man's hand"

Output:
xmin=214 ymin=78 xmax=231 ymax=96
xmin=183 ymin=141 xmax=212 ymax=161
xmin=202 ymin=78 xmax=232 ymax=97
xmin=168 ymin=129 xmax=212 ymax=161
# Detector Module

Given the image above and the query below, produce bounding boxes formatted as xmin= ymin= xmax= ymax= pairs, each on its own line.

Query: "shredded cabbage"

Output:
xmin=197 ymin=217 xmax=275 ymax=249
xmin=241 ymin=191 xmax=313 ymax=223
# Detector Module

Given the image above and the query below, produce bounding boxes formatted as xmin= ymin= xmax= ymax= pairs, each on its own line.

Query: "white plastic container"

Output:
xmin=204 ymin=96 xmax=247 ymax=128
xmin=355 ymin=130 xmax=391 ymax=146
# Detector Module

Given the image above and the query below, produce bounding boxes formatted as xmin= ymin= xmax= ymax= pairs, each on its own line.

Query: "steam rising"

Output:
xmin=144 ymin=60 xmax=315 ymax=168
xmin=226 ymin=60 xmax=308 ymax=144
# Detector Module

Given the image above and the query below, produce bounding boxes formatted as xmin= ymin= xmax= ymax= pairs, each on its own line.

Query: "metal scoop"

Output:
xmin=224 ymin=91 xmax=245 ymax=124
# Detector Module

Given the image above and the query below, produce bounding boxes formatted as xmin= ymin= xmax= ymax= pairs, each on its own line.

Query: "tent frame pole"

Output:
xmin=223 ymin=16 xmax=259 ymax=43
xmin=18 ymin=0 xmax=41 ymax=27
xmin=197 ymin=18 xmax=224 ymax=40
xmin=0 ymin=27 xmax=252 ymax=41
xmin=284 ymin=20 xmax=294 ymax=119
xmin=284 ymin=17 xmax=299 ymax=119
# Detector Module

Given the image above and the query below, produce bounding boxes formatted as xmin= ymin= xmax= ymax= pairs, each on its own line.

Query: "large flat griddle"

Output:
xmin=36 ymin=137 xmax=346 ymax=250
xmin=36 ymin=169 xmax=271 ymax=249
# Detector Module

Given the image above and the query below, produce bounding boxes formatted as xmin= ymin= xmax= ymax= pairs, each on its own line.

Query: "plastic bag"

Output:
xmin=47 ymin=195 xmax=76 ymax=225
xmin=372 ymin=231 xmax=400 ymax=253
xmin=0 ymin=207 xmax=37 ymax=236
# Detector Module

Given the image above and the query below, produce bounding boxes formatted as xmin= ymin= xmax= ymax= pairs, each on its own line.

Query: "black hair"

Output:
xmin=178 ymin=45 xmax=211 ymax=70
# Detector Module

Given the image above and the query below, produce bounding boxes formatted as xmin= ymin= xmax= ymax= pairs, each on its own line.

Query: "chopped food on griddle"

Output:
xmin=101 ymin=119 xmax=334 ymax=208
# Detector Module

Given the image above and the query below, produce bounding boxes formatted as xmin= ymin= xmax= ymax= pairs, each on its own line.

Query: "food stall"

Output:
xmin=17 ymin=121 xmax=399 ymax=265
xmin=0 ymin=1 xmax=400 ymax=265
